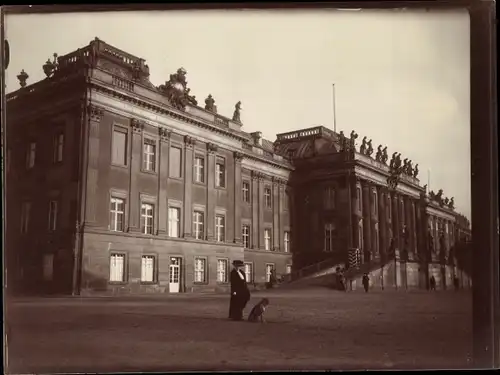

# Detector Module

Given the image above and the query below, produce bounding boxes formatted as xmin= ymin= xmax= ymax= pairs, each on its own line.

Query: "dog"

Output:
xmin=248 ymin=298 xmax=269 ymax=323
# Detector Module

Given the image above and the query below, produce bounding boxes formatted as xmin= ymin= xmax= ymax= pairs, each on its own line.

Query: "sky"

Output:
xmin=5 ymin=9 xmax=471 ymax=219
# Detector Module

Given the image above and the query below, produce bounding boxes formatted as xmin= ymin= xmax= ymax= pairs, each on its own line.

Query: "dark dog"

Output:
xmin=248 ymin=298 xmax=269 ymax=323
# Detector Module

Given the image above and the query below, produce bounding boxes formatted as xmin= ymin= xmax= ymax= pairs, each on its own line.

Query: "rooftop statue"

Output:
xmin=233 ymin=101 xmax=242 ymax=123
xmin=413 ymin=164 xmax=419 ymax=178
xmin=360 ymin=137 xmax=367 ymax=154
xmin=381 ymin=146 xmax=388 ymax=164
xmin=366 ymin=139 xmax=374 ymax=157
xmin=205 ymin=94 xmax=217 ymax=113
xmin=158 ymin=67 xmax=197 ymax=111
xmin=375 ymin=145 xmax=383 ymax=162
xmin=448 ymin=197 xmax=455 ymax=209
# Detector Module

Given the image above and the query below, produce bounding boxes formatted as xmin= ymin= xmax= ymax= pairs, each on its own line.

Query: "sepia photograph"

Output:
xmin=1 ymin=4 xmax=496 ymax=373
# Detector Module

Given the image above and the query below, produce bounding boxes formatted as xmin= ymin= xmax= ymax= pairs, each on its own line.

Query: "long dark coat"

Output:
xmin=229 ymin=268 xmax=250 ymax=320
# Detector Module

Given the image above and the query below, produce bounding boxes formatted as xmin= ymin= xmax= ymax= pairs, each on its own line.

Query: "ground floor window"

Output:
xmin=141 ymin=255 xmax=155 ymax=283
xmin=286 ymin=264 xmax=292 ymax=274
xmin=265 ymin=263 xmax=275 ymax=283
xmin=244 ymin=262 xmax=253 ymax=283
xmin=110 ymin=253 xmax=126 ymax=282
xmin=194 ymin=257 xmax=207 ymax=283
xmin=217 ymin=259 xmax=228 ymax=283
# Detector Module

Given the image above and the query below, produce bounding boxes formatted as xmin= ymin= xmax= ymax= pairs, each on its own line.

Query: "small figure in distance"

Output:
xmin=429 ymin=275 xmax=436 ymax=291
xmin=362 ymin=273 xmax=370 ymax=293
xmin=248 ymin=298 xmax=270 ymax=323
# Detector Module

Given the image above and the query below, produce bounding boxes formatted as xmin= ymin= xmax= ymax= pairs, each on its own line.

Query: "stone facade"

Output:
xmin=5 ymin=38 xmax=471 ymax=296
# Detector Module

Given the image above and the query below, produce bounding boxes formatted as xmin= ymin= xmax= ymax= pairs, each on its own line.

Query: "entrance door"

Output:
xmin=169 ymin=257 xmax=181 ymax=293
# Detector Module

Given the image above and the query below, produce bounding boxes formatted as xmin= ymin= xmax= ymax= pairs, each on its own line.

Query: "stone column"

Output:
xmin=251 ymin=171 xmax=259 ymax=248
xmin=258 ymin=174 xmax=265 ymax=249
xmin=279 ymin=181 xmax=286 ymax=251
xmin=128 ymin=119 xmax=144 ymax=232
xmin=353 ymin=177 xmax=362 ymax=250
xmin=410 ymin=199 xmax=418 ymax=258
xmin=233 ymin=152 xmax=243 ymax=244
xmin=157 ymin=128 xmax=171 ymax=234
xmin=404 ymin=196 xmax=413 ymax=259
xmin=206 ymin=143 xmax=218 ymax=241
xmin=362 ymin=181 xmax=372 ymax=262
xmin=392 ymin=193 xmax=400 ymax=249
xmin=371 ymin=185 xmax=380 ymax=258
xmin=378 ymin=187 xmax=388 ymax=258
xmin=84 ymin=105 xmax=104 ymax=225
xmin=183 ymin=136 xmax=195 ymax=238
xmin=272 ymin=177 xmax=280 ymax=250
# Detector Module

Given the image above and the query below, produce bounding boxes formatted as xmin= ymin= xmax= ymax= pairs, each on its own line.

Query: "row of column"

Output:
xmin=350 ymin=176 xmax=420 ymax=262
xmin=427 ymin=214 xmax=455 ymax=262
xmin=250 ymin=171 xmax=288 ymax=251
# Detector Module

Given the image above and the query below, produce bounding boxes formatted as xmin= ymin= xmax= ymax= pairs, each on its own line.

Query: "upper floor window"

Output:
xmin=48 ymin=200 xmax=58 ymax=231
xmin=324 ymin=223 xmax=336 ymax=252
xmin=284 ymin=231 xmax=291 ymax=252
xmin=110 ymin=197 xmax=125 ymax=232
xmin=143 ymin=138 xmax=156 ymax=172
xmin=168 ymin=207 xmax=181 ymax=238
xmin=193 ymin=211 xmax=205 ymax=240
xmin=26 ymin=142 xmax=36 ymax=169
xmin=324 ymin=187 xmax=336 ymax=209
xmin=372 ymin=190 xmax=378 ymax=216
xmin=264 ymin=187 xmax=272 ymax=209
xmin=215 ymin=214 xmax=225 ymax=242
xmin=169 ymin=146 xmax=182 ymax=178
xmin=264 ymin=229 xmax=272 ymax=250
xmin=215 ymin=157 xmax=226 ymax=188
xmin=112 ymin=129 xmax=128 ymax=166
xmin=20 ymin=202 xmax=31 ymax=234
xmin=141 ymin=203 xmax=154 ymax=235
xmin=242 ymin=181 xmax=251 ymax=203
xmin=53 ymin=133 xmax=64 ymax=163
xmin=242 ymin=225 xmax=251 ymax=249
xmin=194 ymin=156 xmax=205 ymax=183
xmin=356 ymin=186 xmax=362 ymax=212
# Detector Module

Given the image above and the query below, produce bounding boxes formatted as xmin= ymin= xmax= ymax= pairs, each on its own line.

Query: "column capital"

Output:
xmin=158 ymin=127 xmax=171 ymax=142
xmin=234 ymin=151 xmax=244 ymax=162
xmin=88 ymin=104 xmax=104 ymax=122
xmin=184 ymin=135 xmax=196 ymax=148
xmin=207 ymin=142 xmax=218 ymax=154
xmin=131 ymin=118 xmax=145 ymax=134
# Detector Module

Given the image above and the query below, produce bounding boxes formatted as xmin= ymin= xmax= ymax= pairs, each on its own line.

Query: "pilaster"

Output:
xmin=392 ymin=192 xmax=400 ymax=249
xmin=84 ymin=105 xmax=104 ymax=225
xmin=251 ymin=171 xmax=259 ymax=248
xmin=362 ymin=181 xmax=372 ymax=262
xmin=206 ymin=143 xmax=217 ymax=241
xmin=183 ymin=135 xmax=195 ymax=238
xmin=279 ymin=181 xmax=286 ymax=251
xmin=233 ymin=151 xmax=243 ymax=244
xmin=272 ymin=177 xmax=280 ymax=250
xmin=258 ymin=173 xmax=265 ymax=249
xmin=157 ymin=128 xmax=171 ymax=234
xmin=128 ymin=118 xmax=144 ymax=232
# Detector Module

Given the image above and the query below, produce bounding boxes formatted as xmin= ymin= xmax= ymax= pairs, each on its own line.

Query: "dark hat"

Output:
xmin=233 ymin=260 xmax=244 ymax=267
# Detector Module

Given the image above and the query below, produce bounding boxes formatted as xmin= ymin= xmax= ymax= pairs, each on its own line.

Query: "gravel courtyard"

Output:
xmin=5 ymin=288 xmax=472 ymax=373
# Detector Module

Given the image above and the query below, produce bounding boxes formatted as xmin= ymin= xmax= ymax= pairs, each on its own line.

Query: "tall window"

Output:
xmin=217 ymin=259 xmax=228 ymax=283
xmin=110 ymin=253 xmax=125 ymax=282
xmin=265 ymin=264 xmax=275 ymax=283
xmin=20 ymin=202 xmax=31 ymax=234
xmin=193 ymin=211 xmax=205 ymax=240
xmin=264 ymin=229 xmax=272 ymax=250
xmin=284 ymin=231 xmax=290 ymax=252
xmin=242 ymin=181 xmax=250 ymax=203
xmin=242 ymin=225 xmax=251 ymax=248
xmin=143 ymin=139 xmax=156 ymax=172
xmin=324 ymin=187 xmax=336 ymax=209
xmin=358 ymin=219 xmax=364 ymax=250
xmin=168 ymin=207 xmax=180 ymax=238
xmin=215 ymin=157 xmax=225 ymax=188
xmin=264 ymin=187 xmax=272 ymax=208
xmin=141 ymin=255 xmax=155 ymax=283
xmin=215 ymin=215 xmax=225 ymax=242
xmin=26 ymin=142 xmax=36 ymax=169
xmin=141 ymin=203 xmax=154 ymax=235
xmin=194 ymin=258 xmax=207 ymax=283
xmin=48 ymin=200 xmax=58 ymax=231
xmin=194 ymin=156 xmax=205 ymax=183
xmin=53 ymin=133 xmax=64 ymax=163
xmin=356 ymin=187 xmax=362 ymax=212
xmin=244 ymin=263 xmax=253 ymax=283
xmin=324 ymin=223 xmax=335 ymax=252
xmin=169 ymin=146 xmax=182 ymax=178
xmin=286 ymin=265 xmax=292 ymax=274
xmin=387 ymin=196 xmax=392 ymax=220
xmin=110 ymin=197 xmax=125 ymax=232
xmin=372 ymin=190 xmax=378 ymax=216
xmin=112 ymin=129 xmax=127 ymax=166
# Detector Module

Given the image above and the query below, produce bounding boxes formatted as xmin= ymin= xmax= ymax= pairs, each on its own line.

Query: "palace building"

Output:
xmin=4 ymin=38 xmax=471 ymax=296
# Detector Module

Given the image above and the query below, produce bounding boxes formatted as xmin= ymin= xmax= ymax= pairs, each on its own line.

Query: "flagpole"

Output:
xmin=332 ymin=83 xmax=337 ymax=133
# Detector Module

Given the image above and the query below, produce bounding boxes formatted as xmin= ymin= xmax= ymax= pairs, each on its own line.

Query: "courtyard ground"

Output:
xmin=5 ymin=288 xmax=472 ymax=373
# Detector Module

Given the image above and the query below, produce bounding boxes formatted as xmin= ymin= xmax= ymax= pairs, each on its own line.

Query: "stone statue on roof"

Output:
xmin=205 ymin=94 xmax=217 ymax=113
xmin=375 ymin=145 xmax=383 ymax=162
xmin=159 ymin=67 xmax=196 ymax=111
xmin=360 ymin=137 xmax=367 ymax=154
xmin=381 ymin=146 xmax=388 ymax=164
xmin=366 ymin=139 xmax=374 ymax=157
xmin=233 ymin=101 xmax=242 ymax=123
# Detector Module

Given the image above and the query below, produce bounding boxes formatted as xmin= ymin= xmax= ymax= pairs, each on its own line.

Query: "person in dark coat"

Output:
xmin=429 ymin=275 xmax=436 ymax=291
xmin=229 ymin=260 xmax=250 ymax=321
xmin=362 ymin=273 xmax=370 ymax=293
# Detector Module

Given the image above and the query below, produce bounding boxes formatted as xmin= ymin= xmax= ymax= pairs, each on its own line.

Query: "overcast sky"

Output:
xmin=5 ymin=9 xmax=471 ymax=219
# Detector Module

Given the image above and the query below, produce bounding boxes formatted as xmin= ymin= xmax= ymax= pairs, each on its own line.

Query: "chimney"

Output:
xmin=250 ymin=131 xmax=263 ymax=146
